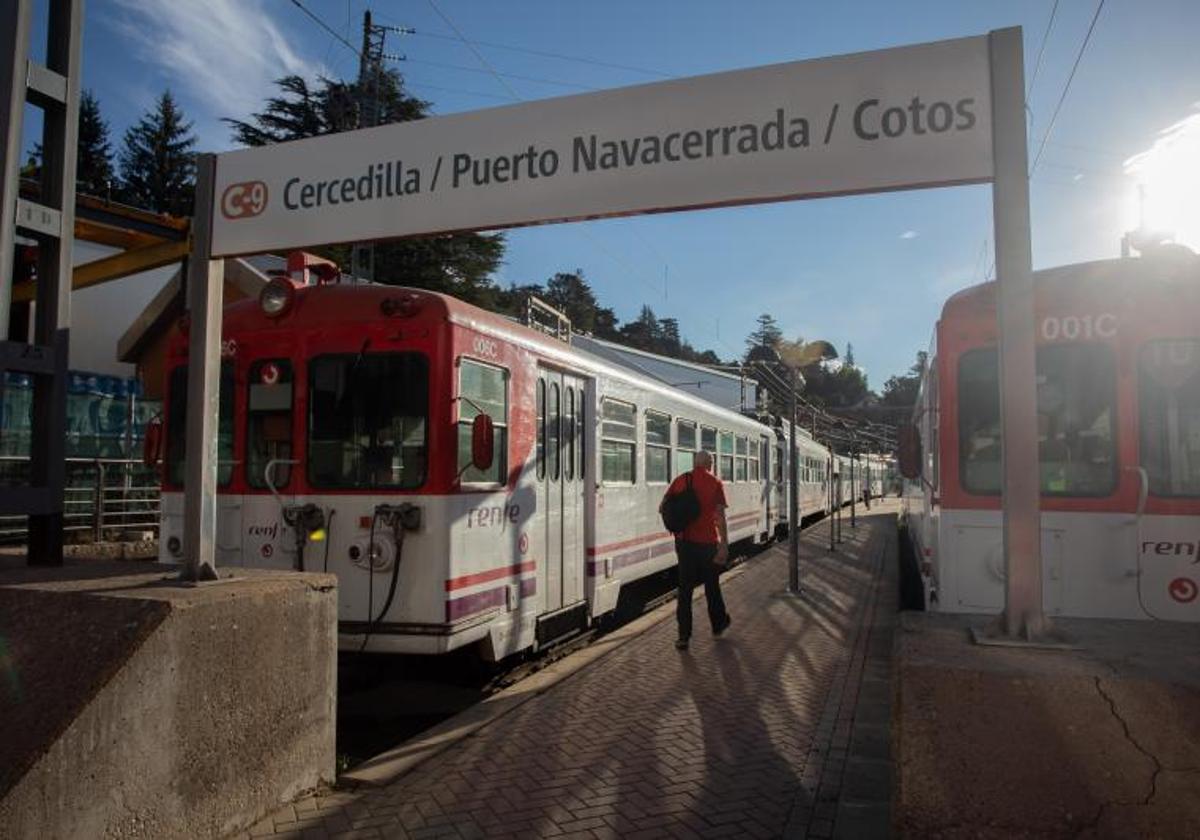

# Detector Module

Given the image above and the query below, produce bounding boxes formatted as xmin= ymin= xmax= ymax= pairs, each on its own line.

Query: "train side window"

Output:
xmin=734 ymin=436 xmax=748 ymax=482
xmin=457 ymin=359 xmax=508 ymax=484
xmin=645 ymin=410 xmax=671 ymax=483
xmin=549 ymin=383 xmax=561 ymax=481
xmin=701 ymin=426 xmax=717 ymax=463
xmin=719 ymin=432 xmax=734 ymax=481
xmin=775 ymin=444 xmax=784 ymax=482
xmin=565 ymin=386 xmax=575 ymax=481
xmin=1139 ymin=340 xmax=1200 ymax=497
xmin=246 ymin=359 xmax=294 ymax=489
xmin=959 ymin=345 xmax=1117 ymax=496
xmin=536 ymin=379 xmax=546 ymax=480
xmin=600 ymin=398 xmax=636 ymax=483
xmin=676 ymin=419 xmax=697 ymax=472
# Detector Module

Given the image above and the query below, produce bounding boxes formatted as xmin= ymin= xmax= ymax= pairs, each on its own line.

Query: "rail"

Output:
xmin=0 ymin=456 xmax=160 ymax=543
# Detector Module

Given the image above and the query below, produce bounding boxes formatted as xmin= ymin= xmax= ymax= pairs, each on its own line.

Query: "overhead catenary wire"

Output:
xmin=1029 ymin=0 xmax=1107 ymax=178
xmin=288 ymin=0 xmax=361 ymax=59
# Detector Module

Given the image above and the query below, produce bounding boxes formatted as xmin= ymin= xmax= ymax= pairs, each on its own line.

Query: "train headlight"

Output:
xmin=167 ymin=535 xmax=182 ymax=557
xmin=260 ymin=279 xmax=295 ymax=318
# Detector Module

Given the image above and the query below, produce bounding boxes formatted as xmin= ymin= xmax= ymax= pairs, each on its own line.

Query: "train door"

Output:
xmin=536 ymin=368 xmax=588 ymax=628
xmin=1135 ymin=339 xmax=1200 ymax=621
xmin=241 ymin=358 xmax=297 ymax=570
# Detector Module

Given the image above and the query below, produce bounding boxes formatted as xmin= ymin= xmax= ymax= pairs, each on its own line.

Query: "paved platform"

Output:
xmin=895 ymin=610 xmax=1200 ymax=839
xmin=242 ymin=503 xmax=900 ymax=840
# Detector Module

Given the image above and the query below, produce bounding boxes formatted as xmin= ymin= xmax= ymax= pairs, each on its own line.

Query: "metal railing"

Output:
xmin=0 ymin=456 xmax=160 ymax=543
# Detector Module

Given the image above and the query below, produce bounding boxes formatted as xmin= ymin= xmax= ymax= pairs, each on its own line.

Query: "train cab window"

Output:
xmin=308 ymin=353 xmax=428 ymax=489
xmin=1139 ymin=340 xmax=1200 ymax=497
xmin=735 ymin=436 xmax=748 ymax=482
xmin=167 ymin=363 xmax=235 ymax=488
xmin=959 ymin=345 xmax=1116 ymax=496
xmin=247 ymin=360 xmax=294 ymax=489
xmin=457 ymin=360 xmax=508 ymax=484
xmin=676 ymin=419 xmax=697 ymax=473
xmin=775 ymin=443 xmax=784 ymax=482
xmin=719 ymin=432 xmax=735 ymax=481
xmin=645 ymin=410 xmax=671 ymax=483
xmin=600 ymin=398 xmax=636 ymax=483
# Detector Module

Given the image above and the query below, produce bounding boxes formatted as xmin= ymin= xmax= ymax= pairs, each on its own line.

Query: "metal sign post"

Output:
xmin=985 ymin=28 xmax=1045 ymax=641
xmin=787 ymin=368 xmax=801 ymax=593
xmin=181 ymin=154 xmax=224 ymax=581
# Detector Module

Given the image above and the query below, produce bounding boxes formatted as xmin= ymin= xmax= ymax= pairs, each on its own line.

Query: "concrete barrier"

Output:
xmin=0 ymin=565 xmax=336 ymax=839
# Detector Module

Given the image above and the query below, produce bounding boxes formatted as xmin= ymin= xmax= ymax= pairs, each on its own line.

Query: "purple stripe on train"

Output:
xmin=586 ymin=537 xmax=677 ymax=577
xmin=446 ymin=577 xmax=537 ymax=622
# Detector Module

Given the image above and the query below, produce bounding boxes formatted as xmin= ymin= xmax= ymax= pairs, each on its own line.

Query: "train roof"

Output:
xmin=941 ymin=251 xmax=1200 ymax=322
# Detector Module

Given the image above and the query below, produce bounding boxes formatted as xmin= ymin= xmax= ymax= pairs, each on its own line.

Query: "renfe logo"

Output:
xmin=221 ymin=180 xmax=268 ymax=220
xmin=1142 ymin=540 xmax=1200 ymax=560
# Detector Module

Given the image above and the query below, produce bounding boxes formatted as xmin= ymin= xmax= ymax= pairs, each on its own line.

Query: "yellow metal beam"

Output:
xmin=12 ymin=237 xmax=191 ymax=303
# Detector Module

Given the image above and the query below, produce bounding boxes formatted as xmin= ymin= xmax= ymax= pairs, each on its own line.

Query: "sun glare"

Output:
xmin=1123 ymin=108 xmax=1200 ymax=251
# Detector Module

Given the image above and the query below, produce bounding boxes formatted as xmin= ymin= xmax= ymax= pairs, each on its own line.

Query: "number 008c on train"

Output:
xmin=151 ymin=275 xmax=846 ymax=658
xmin=899 ymin=248 xmax=1200 ymax=623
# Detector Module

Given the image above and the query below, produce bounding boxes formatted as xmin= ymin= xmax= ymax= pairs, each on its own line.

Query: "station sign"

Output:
xmin=210 ymin=34 xmax=993 ymax=257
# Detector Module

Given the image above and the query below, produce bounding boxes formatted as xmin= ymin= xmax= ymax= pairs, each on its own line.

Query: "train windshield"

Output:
xmin=1139 ymin=340 xmax=1200 ymax=497
xmin=959 ymin=345 xmax=1117 ymax=496
xmin=308 ymin=352 xmax=428 ymax=489
xmin=166 ymin=363 xmax=235 ymax=487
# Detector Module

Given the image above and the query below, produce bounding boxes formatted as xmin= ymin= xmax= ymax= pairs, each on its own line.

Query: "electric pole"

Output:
xmin=352 ymin=10 xmax=412 ymax=281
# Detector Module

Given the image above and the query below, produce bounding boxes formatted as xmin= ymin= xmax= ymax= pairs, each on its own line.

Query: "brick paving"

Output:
xmin=239 ymin=505 xmax=898 ymax=840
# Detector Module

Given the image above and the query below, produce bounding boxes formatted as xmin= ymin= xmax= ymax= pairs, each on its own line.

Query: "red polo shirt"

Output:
xmin=666 ymin=466 xmax=727 ymax=544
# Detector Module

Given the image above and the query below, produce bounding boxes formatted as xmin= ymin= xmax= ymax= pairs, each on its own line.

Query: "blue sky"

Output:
xmin=30 ymin=0 xmax=1200 ymax=384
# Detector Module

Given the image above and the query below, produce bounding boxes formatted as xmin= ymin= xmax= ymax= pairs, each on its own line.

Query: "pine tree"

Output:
xmin=745 ymin=314 xmax=783 ymax=356
xmin=77 ymin=91 xmax=115 ymax=197
xmin=26 ymin=90 xmax=115 ymax=196
xmin=118 ymin=90 xmax=196 ymax=215
xmin=845 ymin=342 xmax=856 ymax=366
xmin=225 ymin=72 xmax=503 ymax=302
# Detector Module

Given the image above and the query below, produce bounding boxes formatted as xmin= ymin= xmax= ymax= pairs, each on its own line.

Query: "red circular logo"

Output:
xmin=261 ymin=363 xmax=280 ymax=385
xmin=261 ymin=543 xmax=274 ymax=558
xmin=1168 ymin=577 xmax=1198 ymax=604
xmin=518 ymin=533 xmax=529 ymax=555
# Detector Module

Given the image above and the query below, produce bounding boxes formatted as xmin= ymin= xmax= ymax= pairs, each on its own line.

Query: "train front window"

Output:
xmin=1139 ymin=340 xmax=1200 ymax=497
xmin=247 ymin=360 xmax=294 ymax=489
xmin=308 ymin=353 xmax=428 ymax=489
xmin=959 ymin=345 xmax=1117 ymax=496
xmin=166 ymin=363 xmax=234 ymax=487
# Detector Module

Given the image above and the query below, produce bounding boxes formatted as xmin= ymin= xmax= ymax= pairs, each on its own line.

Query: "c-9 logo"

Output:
xmin=220 ymin=180 xmax=269 ymax=220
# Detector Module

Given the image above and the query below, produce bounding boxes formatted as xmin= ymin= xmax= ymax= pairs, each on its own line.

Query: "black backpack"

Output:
xmin=661 ymin=474 xmax=701 ymax=534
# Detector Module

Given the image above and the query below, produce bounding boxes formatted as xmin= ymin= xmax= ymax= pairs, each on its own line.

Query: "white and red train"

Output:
xmin=153 ymin=271 xmax=883 ymax=657
xmin=900 ymin=248 xmax=1200 ymax=622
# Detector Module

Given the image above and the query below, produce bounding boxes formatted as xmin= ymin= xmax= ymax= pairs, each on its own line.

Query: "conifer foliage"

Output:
xmin=117 ymin=90 xmax=196 ymax=216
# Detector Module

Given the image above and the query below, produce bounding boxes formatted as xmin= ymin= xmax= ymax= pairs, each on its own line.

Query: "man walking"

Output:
xmin=660 ymin=450 xmax=732 ymax=650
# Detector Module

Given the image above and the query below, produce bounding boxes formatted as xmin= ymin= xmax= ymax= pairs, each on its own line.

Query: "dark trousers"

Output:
xmin=675 ymin=540 xmax=729 ymax=640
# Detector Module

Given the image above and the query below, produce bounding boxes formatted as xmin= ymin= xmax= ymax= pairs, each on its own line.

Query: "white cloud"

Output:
xmin=899 ymin=230 xmax=918 ymax=240
xmin=108 ymin=0 xmax=324 ymax=145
